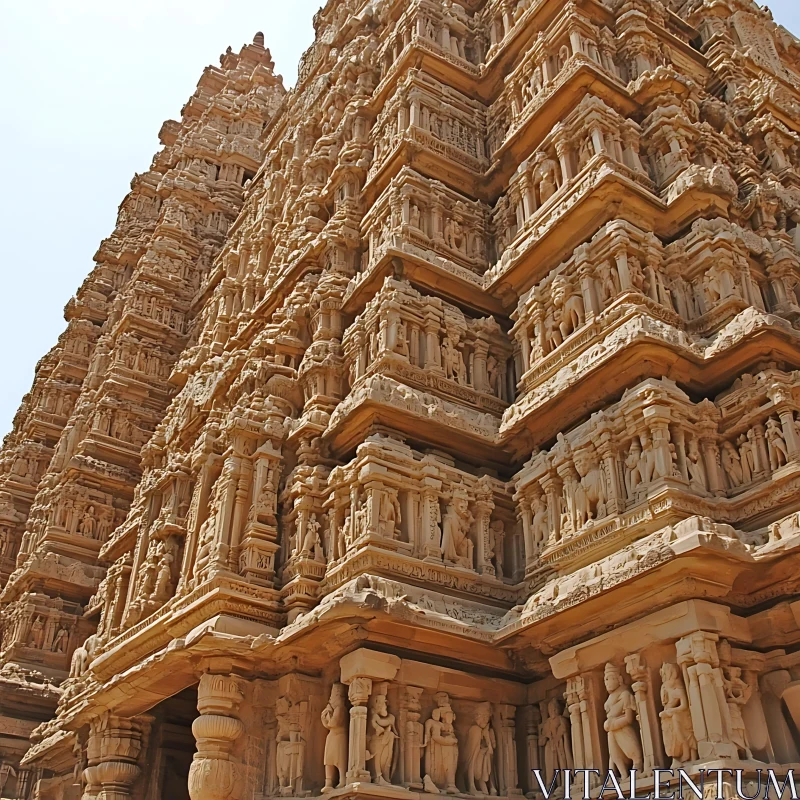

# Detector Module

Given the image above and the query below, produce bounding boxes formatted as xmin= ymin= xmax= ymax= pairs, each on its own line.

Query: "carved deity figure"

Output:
xmin=659 ymin=663 xmax=698 ymax=767
xmin=79 ymin=505 xmax=97 ymax=538
xmin=298 ymin=514 xmax=324 ymax=562
xmin=441 ymin=495 xmax=474 ymax=569
xmin=738 ymin=433 xmax=755 ymax=483
xmin=639 ymin=432 xmax=656 ymax=484
xmin=536 ymin=157 xmax=559 ymax=204
xmin=489 ymin=520 xmax=505 ymax=578
xmin=276 ymin=695 xmax=305 ymax=795
xmin=766 ymin=418 xmax=789 ymax=471
xmin=540 ymin=698 xmax=572 ymax=785
xmin=322 ymin=683 xmax=348 ymax=792
xmin=379 ymin=489 xmax=402 ymax=539
xmin=551 ymin=276 xmax=585 ymax=341
xmin=153 ymin=542 xmax=176 ymax=601
xmin=721 ymin=441 xmax=744 ymax=489
xmin=486 ymin=355 xmax=503 ymax=398
xmin=597 ymin=260 xmax=620 ymax=306
xmin=603 ymin=663 xmax=643 ymax=780
xmin=625 ymin=438 xmax=644 ymax=498
xmin=367 ymin=693 xmax=398 ymax=785
xmin=574 ymin=450 xmax=607 ymax=525
xmin=423 ymin=692 xmax=459 ymax=794
xmin=686 ymin=438 xmax=708 ymax=494
xmin=27 ymin=616 xmax=45 ymax=649
xmin=724 ymin=667 xmax=753 ymax=760
xmin=52 ymin=626 xmax=69 ymax=654
xmin=531 ymin=495 xmax=549 ymax=550
xmin=465 ymin=702 xmax=496 ymax=796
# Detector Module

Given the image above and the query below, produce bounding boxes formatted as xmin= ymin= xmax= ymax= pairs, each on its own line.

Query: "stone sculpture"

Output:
xmin=659 ymin=663 xmax=698 ymax=767
xmin=0 ymin=2 xmax=799 ymax=796
xmin=603 ymin=663 xmax=643 ymax=780
xmin=423 ymin=693 xmax=459 ymax=794
xmin=321 ymin=683 xmax=348 ymax=792
xmin=465 ymin=702 xmax=496 ymax=796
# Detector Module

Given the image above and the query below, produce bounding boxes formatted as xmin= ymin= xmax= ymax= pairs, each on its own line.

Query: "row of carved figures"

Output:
xmin=319 ymin=685 xmax=504 ymax=796
xmin=271 ymin=653 xmax=763 ymax=799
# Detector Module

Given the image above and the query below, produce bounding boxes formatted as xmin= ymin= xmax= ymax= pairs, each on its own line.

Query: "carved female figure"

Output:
xmin=52 ymin=626 xmax=69 ymax=654
xmin=321 ymin=683 xmax=348 ymax=792
xmin=738 ymin=433 xmax=754 ymax=483
xmin=721 ymin=441 xmax=744 ymax=489
xmin=379 ymin=489 xmax=401 ymax=539
xmin=531 ymin=495 xmax=549 ymax=550
xmin=441 ymin=495 xmax=474 ymax=569
xmin=367 ymin=693 xmax=398 ymax=785
xmin=27 ymin=617 xmax=44 ymax=649
xmin=465 ymin=703 xmax=496 ymax=796
xmin=724 ymin=667 xmax=753 ymax=760
xmin=766 ymin=417 xmax=789 ymax=471
xmin=659 ymin=663 xmax=698 ymax=767
xmin=423 ymin=693 xmax=459 ymax=794
xmin=603 ymin=663 xmax=643 ymax=780
xmin=540 ymin=698 xmax=572 ymax=784
xmin=79 ymin=505 xmax=97 ymax=538
xmin=625 ymin=439 xmax=644 ymax=498
xmin=686 ymin=438 xmax=708 ymax=494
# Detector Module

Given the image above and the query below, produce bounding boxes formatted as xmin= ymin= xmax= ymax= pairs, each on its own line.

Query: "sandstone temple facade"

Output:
xmin=2 ymin=1 xmax=800 ymax=798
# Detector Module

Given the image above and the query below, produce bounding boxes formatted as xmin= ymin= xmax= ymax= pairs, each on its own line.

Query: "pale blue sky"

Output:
xmin=0 ymin=1 xmax=798 ymax=438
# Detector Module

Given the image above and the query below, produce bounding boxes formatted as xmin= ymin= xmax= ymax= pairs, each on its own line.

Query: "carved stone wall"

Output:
xmin=3 ymin=1 xmax=800 ymax=799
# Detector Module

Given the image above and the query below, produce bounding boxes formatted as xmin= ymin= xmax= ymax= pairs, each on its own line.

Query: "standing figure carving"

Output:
xmin=659 ymin=663 xmax=697 ymax=767
xmin=603 ymin=663 xmax=643 ymax=780
xmin=724 ymin=667 xmax=753 ymax=760
xmin=766 ymin=418 xmax=789 ymax=471
xmin=276 ymin=695 xmax=305 ymax=796
xmin=422 ymin=692 xmax=459 ymax=794
xmin=539 ymin=698 xmax=572 ymax=785
xmin=367 ymin=693 xmax=398 ymax=785
xmin=321 ymin=683 xmax=348 ymax=792
xmin=465 ymin=702 xmax=496 ymax=796
xmin=441 ymin=494 xmax=474 ymax=569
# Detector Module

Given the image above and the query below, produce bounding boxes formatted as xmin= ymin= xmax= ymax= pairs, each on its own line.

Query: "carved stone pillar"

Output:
xmin=675 ymin=632 xmax=737 ymax=760
xmin=777 ymin=409 xmax=800 ymax=458
xmin=495 ymin=705 xmax=522 ymax=796
xmin=517 ymin=497 xmax=535 ymax=569
xmin=540 ymin=474 xmax=562 ymax=543
xmin=554 ymin=139 xmax=573 ymax=184
xmin=613 ymin=246 xmax=633 ymax=292
xmin=565 ymin=679 xmax=585 ymax=768
xmin=472 ymin=340 xmax=490 ymax=394
xmin=346 ymin=678 xmax=372 ymax=782
xmin=624 ymin=654 xmax=657 ymax=778
xmin=340 ymin=649 xmax=401 ymax=784
xmin=596 ymin=430 xmax=623 ymax=514
xmin=423 ymin=313 xmax=443 ymax=373
xmin=564 ymin=675 xmax=601 ymax=784
xmin=420 ymin=474 xmax=443 ymax=560
xmin=700 ymin=437 xmax=725 ymax=495
xmin=83 ymin=713 xmax=151 ymax=800
xmin=400 ymin=686 xmax=424 ymax=789
xmin=524 ymin=705 xmax=542 ymax=797
xmin=474 ymin=489 xmax=495 ymax=577
xmin=188 ymin=673 xmax=246 ymax=800
xmin=750 ymin=423 xmax=770 ymax=477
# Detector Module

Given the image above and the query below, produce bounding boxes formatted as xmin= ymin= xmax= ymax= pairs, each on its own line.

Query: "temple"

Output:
xmin=1 ymin=1 xmax=800 ymax=799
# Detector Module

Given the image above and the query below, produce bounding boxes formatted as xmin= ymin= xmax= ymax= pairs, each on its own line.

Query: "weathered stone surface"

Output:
xmin=3 ymin=2 xmax=800 ymax=799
